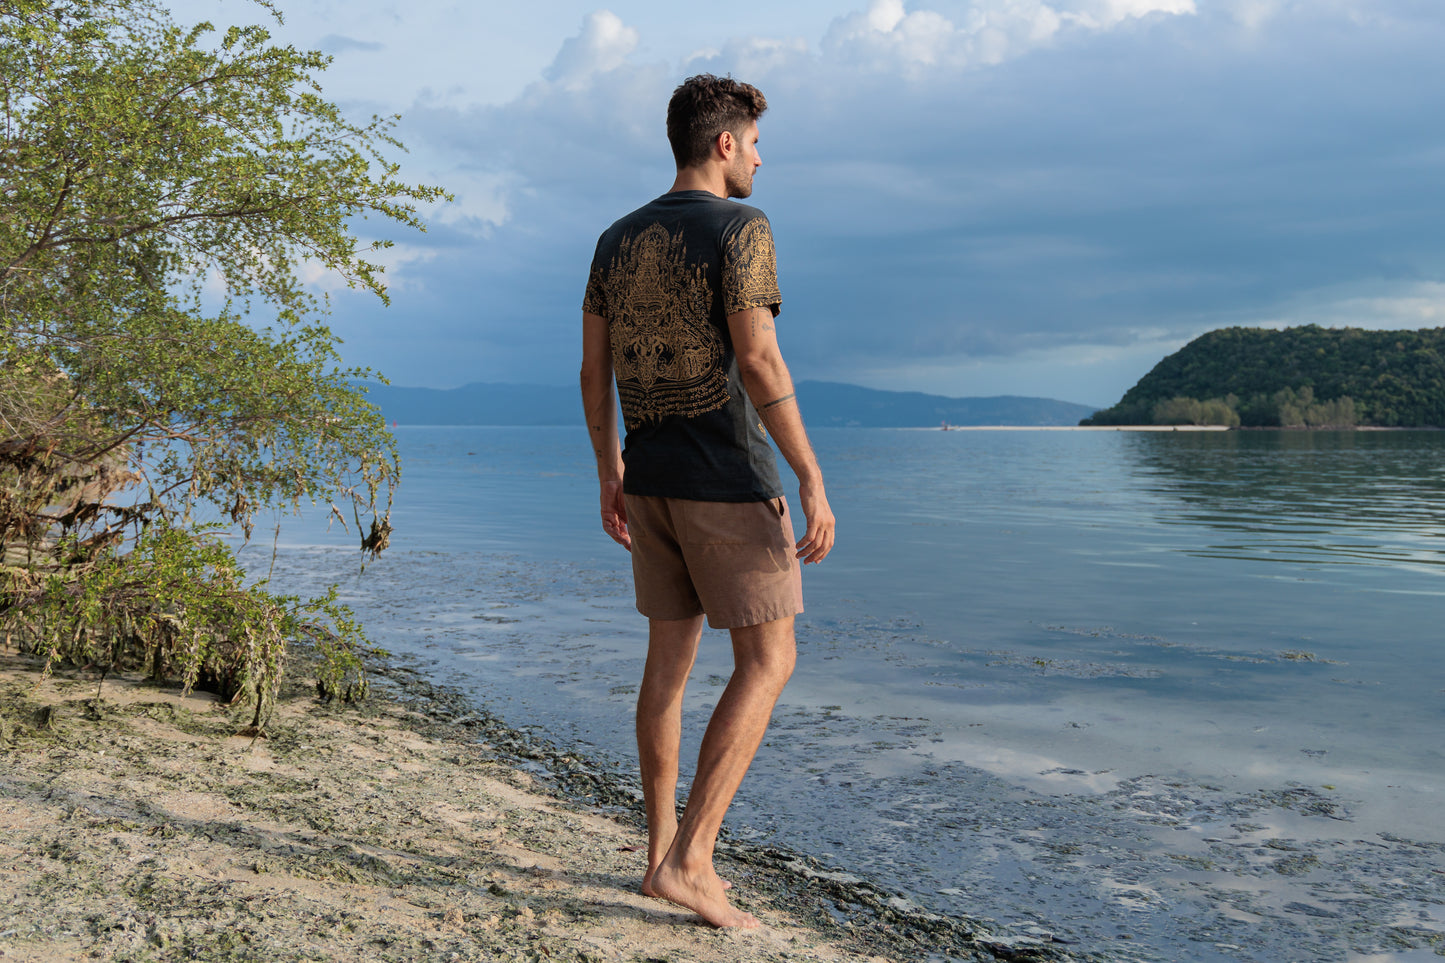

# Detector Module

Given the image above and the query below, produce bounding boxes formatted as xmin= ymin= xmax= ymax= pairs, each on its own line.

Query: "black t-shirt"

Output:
xmin=583 ymin=190 xmax=784 ymax=502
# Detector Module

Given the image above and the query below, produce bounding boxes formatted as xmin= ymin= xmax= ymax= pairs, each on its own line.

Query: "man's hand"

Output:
xmin=601 ymin=479 xmax=631 ymax=551
xmin=795 ymin=480 xmax=835 ymax=564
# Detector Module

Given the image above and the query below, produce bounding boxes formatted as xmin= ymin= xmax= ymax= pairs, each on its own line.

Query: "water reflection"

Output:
xmin=1118 ymin=430 xmax=1445 ymax=570
xmin=255 ymin=427 xmax=1445 ymax=963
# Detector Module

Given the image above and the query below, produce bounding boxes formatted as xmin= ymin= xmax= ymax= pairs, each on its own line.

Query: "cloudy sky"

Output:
xmin=169 ymin=0 xmax=1445 ymax=407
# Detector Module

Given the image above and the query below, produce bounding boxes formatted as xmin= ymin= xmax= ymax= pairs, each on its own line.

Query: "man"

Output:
xmin=579 ymin=74 xmax=835 ymax=929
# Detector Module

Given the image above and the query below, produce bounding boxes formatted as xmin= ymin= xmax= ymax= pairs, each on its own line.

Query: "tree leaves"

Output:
xmin=1085 ymin=325 xmax=1445 ymax=427
xmin=1 ymin=0 xmax=447 ymax=725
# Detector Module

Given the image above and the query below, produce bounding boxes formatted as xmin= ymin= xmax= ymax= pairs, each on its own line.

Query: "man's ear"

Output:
xmin=716 ymin=128 xmax=735 ymax=160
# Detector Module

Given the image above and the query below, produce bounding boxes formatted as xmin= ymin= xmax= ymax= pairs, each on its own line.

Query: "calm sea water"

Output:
xmin=246 ymin=426 xmax=1445 ymax=963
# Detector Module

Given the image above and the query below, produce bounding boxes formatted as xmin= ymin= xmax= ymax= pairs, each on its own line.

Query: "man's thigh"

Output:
xmin=626 ymin=495 xmax=704 ymax=621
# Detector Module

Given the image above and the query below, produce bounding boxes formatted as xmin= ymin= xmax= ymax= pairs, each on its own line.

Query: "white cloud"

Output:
xmin=1253 ymin=282 xmax=1445 ymax=331
xmin=367 ymin=244 xmax=441 ymax=293
xmin=200 ymin=267 xmax=228 ymax=302
xmin=841 ymin=333 xmax=1190 ymax=404
xmin=707 ymin=35 xmax=812 ymax=79
xmin=543 ymin=11 xmax=639 ymax=92
xmin=229 ymin=0 xmax=1445 ymax=400
xmin=821 ymin=0 xmax=1195 ymax=73
xmin=869 ymin=0 xmax=908 ymax=31
xmin=317 ymin=34 xmax=384 ymax=54
xmin=1213 ymin=0 xmax=1414 ymax=35
xmin=1225 ymin=0 xmax=1282 ymax=31
xmin=428 ymin=170 xmax=514 ymax=234
xmin=1068 ymin=0 xmax=1196 ymax=29
xmin=297 ymin=244 xmax=438 ymax=296
xmin=823 ymin=0 xmax=972 ymax=70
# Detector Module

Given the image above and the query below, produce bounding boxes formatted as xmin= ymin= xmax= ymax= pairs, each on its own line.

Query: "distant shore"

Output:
xmin=927 ymin=424 xmax=1441 ymax=431
xmin=932 ymin=424 xmax=1230 ymax=431
xmin=0 ymin=648 xmax=1073 ymax=963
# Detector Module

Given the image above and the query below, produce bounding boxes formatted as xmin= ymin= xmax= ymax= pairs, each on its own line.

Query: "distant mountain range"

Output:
xmin=797 ymin=381 xmax=1097 ymax=427
xmin=357 ymin=380 xmax=1098 ymax=427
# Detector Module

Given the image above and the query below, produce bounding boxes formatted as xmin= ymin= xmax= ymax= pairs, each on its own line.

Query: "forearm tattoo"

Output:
xmin=760 ymin=392 xmax=795 ymax=412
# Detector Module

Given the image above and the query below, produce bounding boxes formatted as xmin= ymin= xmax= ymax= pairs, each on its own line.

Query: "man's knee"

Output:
xmin=751 ymin=642 xmax=795 ymax=684
xmin=730 ymin=618 xmax=797 ymax=683
xmin=768 ymin=644 xmax=797 ymax=686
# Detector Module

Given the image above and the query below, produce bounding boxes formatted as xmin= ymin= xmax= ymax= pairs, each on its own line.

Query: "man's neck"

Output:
xmin=669 ymin=165 xmax=727 ymax=198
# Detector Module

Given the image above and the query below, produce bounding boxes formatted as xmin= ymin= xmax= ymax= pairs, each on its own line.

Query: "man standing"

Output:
xmin=579 ymin=74 xmax=835 ymax=929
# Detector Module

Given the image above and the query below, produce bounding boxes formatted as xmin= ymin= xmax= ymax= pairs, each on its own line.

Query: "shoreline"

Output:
xmin=0 ymin=646 xmax=1086 ymax=963
xmin=924 ymin=425 xmax=1443 ymax=431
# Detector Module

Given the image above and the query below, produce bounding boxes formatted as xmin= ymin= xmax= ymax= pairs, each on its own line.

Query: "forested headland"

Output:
xmin=1082 ymin=326 xmax=1445 ymax=427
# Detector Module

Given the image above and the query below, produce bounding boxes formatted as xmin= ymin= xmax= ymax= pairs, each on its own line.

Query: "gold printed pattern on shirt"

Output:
xmin=723 ymin=217 xmax=781 ymax=316
xmin=600 ymin=223 xmax=728 ymax=428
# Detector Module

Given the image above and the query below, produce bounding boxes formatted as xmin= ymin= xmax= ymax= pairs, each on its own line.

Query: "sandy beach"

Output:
xmin=0 ymin=646 xmax=1075 ymax=963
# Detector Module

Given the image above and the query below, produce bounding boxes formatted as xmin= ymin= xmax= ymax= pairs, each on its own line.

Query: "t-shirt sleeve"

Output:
xmin=582 ymin=235 xmax=609 ymax=316
xmin=582 ymin=267 xmax=607 ymax=317
xmin=721 ymin=215 xmax=782 ymax=317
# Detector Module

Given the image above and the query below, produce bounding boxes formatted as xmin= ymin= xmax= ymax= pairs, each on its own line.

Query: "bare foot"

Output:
xmin=648 ymin=858 xmax=759 ymax=929
xmin=643 ymin=867 xmax=730 ymax=897
xmin=641 ymin=823 xmax=676 ymax=898
xmin=640 ymin=828 xmax=728 ymax=896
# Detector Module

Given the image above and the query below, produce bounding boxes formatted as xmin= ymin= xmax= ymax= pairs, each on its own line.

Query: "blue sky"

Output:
xmin=170 ymin=0 xmax=1445 ymax=407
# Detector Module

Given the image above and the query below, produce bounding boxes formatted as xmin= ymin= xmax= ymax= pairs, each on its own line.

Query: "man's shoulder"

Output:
xmin=594 ymin=194 xmax=771 ymax=251
xmin=625 ymin=192 xmax=770 ymax=222
xmin=689 ymin=195 xmax=770 ymax=230
xmin=591 ymin=197 xmax=666 ymax=251
xmin=722 ymin=199 xmax=769 ymax=223
xmin=597 ymin=202 xmax=651 ymax=241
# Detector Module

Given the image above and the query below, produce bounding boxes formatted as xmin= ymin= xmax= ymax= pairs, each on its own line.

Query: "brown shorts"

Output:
xmin=624 ymin=495 xmax=804 ymax=629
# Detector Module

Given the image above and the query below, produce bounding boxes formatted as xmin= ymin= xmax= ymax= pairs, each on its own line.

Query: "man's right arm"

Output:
xmin=727 ymin=305 xmax=835 ymax=564
xmin=581 ymin=310 xmax=630 ymax=551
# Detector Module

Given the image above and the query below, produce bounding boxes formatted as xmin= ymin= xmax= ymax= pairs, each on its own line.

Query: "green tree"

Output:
xmin=1152 ymin=396 xmax=1202 ymax=425
xmin=1150 ymin=395 xmax=1240 ymax=427
xmin=1 ymin=0 xmax=447 ymax=727
xmin=1083 ymin=325 xmax=1445 ymax=427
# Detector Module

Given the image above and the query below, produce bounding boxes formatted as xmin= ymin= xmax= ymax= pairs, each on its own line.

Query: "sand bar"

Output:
xmin=0 ymin=647 xmax=1084 ymax=962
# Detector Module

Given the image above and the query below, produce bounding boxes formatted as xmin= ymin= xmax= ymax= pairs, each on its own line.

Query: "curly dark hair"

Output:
xmin=666 ymin=74 xmax=768 ymax=169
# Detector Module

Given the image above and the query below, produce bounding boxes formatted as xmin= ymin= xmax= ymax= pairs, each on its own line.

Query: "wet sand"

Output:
xmin=0 ymin=647 xmax=1077 ymax=963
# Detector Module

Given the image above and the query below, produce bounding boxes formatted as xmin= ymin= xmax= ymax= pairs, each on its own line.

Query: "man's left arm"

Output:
xmin=580 ymin=310 xmax=629 ymax=550
xmin=728 ymin=306 xmax=835 ymax=564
